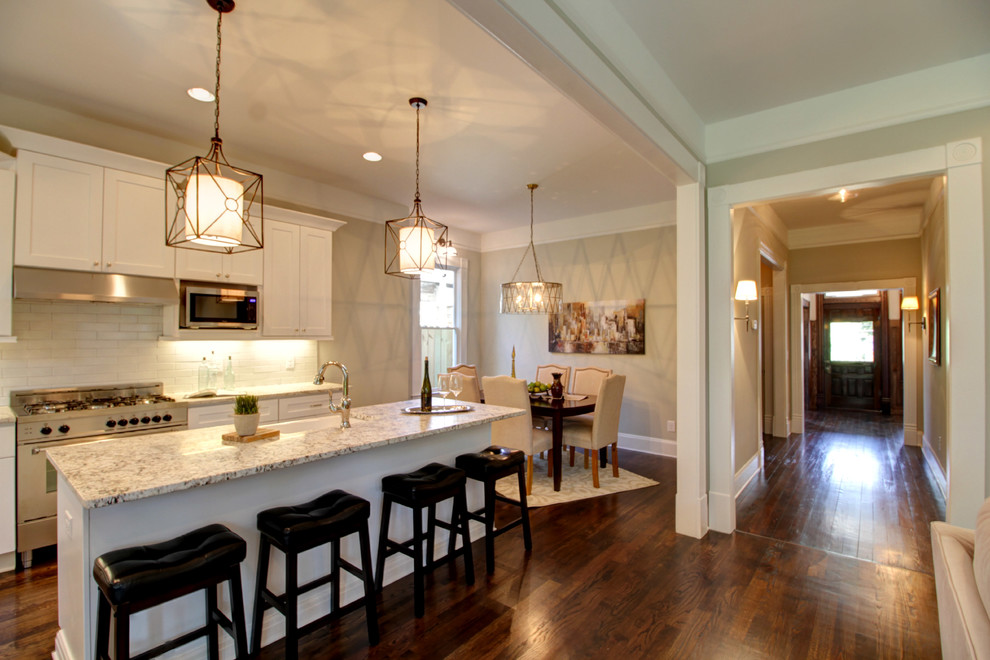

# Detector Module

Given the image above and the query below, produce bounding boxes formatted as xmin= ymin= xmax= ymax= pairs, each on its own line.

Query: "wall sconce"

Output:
xmin=901 ymin=295 xmax=926 ymax=332
xmin=734 ymin=280 xmax=757 ymax=332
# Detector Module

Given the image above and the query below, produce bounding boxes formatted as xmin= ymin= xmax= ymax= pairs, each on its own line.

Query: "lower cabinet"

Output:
xmin=187 ymin=399 xmax=278 ymax=430
xmin=0 ymin=424 xmax=14 ymax=571
xmin=186 ymin=394 xmax=329 ymax=430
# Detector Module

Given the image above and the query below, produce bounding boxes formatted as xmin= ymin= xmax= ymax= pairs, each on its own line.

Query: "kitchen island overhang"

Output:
xmin=47 ymin=400 xmax=524 ymax=660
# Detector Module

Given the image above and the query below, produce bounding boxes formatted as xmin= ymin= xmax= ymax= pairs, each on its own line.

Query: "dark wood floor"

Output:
xmin=0 ymin=412 xmax=944 ymax=658
xmin=737 ymin=409 xmax=945 ymax=573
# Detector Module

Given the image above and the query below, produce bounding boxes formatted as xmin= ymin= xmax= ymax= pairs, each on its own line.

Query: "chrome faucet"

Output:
xmin=314 ymin=361 xmax=351 ymax=428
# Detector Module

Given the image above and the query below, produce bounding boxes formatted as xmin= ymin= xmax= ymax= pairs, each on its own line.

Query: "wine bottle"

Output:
xmin=420 ymin=358 xmax=432 ymax=412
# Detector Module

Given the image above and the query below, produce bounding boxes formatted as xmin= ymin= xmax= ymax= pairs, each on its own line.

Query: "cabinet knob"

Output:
xmin=93 ymin=262 xmax=99 ymax=267
xmin=216 ymin=273 xmax=222 ymax=278
xmin=225 ymin=273 xmax=230 ymax=278
xmin=106 ymin=262 xmax=112 ymax=268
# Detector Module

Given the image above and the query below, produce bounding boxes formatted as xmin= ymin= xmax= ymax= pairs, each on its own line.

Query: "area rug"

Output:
xmin=495 ymin=455 xmax=659 ymax=507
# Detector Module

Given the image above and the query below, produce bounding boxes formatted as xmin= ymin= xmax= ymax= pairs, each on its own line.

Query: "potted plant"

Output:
xmin=233 ymin=394 xmax=260 ymax=436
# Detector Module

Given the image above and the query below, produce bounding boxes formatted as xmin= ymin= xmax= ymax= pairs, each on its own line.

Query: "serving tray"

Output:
xmin=401 ymin=404 xmax=474 ymax=414
xmin=222 ymin=428 xmax=280 ymax=444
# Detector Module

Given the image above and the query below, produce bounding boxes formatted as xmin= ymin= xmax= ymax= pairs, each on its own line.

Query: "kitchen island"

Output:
xmin=46 ymin=400 xmax=523 ymax=660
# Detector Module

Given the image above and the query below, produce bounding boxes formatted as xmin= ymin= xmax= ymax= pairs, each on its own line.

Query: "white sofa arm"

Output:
xmin=932 ymin=521 xmax=990 ymax=659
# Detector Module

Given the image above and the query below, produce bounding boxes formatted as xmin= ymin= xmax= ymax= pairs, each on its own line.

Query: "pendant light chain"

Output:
xmin=509 ymin=183 xmax=543 ymax=282
xmin=414 ymin=101 xmax=421 ymax=203
xmin=213 ymin=10 xmax=223 ymax=141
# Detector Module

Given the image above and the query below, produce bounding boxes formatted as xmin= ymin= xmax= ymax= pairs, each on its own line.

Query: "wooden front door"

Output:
xmin=824 ymin=305 xmax=881 ymax=411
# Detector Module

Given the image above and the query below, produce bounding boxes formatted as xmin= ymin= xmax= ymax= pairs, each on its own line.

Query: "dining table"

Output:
xmin=529 ymin=394 xmax=598 ymax=491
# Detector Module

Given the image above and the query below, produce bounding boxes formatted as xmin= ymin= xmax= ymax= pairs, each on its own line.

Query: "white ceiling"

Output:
xmin=0 ymin=0 xmax=987 ymax=240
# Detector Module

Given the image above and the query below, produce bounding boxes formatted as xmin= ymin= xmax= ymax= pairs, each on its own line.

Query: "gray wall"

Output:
xmin=478 ymin=225 xmax=677 ymax=442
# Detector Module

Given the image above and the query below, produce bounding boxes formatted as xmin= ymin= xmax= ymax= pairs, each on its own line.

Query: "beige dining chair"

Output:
xmin=450 ymin=364 xmax=481 ymax=401
xmin=448 ymin=373 xmax=481 ymax=403
xmin=561 ymin=374 xmax=626 ymax=488
xmin=535 ymin=364 xmax=571 ymax=392
xmin=482 ymin=375 xmax=552 ymax=495
xmin=566 ymin=366 xmax=612 ymax=465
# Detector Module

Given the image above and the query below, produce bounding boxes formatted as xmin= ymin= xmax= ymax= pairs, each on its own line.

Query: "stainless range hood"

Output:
xmin=13 ymin=267 xmax=179 ymax=305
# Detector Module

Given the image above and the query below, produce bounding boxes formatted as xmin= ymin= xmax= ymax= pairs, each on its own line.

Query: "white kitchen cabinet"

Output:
xmin=14 ymin=150 xmax=174 ymax=277
xmin=262 ymin=217 xmax=338 ymax=338
xmin=175 ymin=247 xmax=263 ymax=286
xmin=0 ymin=157 xmax=15 ymax=340
xmin=0 ymin=424 xmax=15 ymax=572
xmin=278 ymin=393 xmax=330 ymax=420
xmin=187 ymin=399 xmax=278 ymax=430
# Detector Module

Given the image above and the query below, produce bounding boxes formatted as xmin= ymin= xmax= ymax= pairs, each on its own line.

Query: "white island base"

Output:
xmin=50 ymin=402 xmax=520 ymax=660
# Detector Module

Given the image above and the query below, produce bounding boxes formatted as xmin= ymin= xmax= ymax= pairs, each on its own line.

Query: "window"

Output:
xmin=418 ymin=266 xmax=459 ymax=377
xmin=830 ymin=321 xmax=874 ymax=362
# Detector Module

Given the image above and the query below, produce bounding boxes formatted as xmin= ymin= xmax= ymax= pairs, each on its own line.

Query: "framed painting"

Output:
xmin=928 ymin=288 xmax=940 ymax=365
xmin=548 ymin=299 xmax=645 ymax=354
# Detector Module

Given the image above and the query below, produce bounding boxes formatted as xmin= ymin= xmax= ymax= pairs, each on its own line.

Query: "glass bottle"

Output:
xmin=223 ymin=356 xmax=235 ymax=389
xmin=420 ymin=357 xmax=432 ymax=412
xmin=198 ymin=357 xmax=209 ymax=390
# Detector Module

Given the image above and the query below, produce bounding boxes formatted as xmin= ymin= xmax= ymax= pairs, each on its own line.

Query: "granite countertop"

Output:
xmin=171 ymin=382 xmax=343 ymax=407
xmin=47 ymin=400 xmax=524 ymax=509
xmin=0 ymin=407 xmax=13 ymax=425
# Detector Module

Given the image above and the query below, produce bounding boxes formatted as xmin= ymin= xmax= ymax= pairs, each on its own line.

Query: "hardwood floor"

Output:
xmin=737 ymin=409 xmax=945 ymax=573
xmin=0 ymin=419 xmax=944 ymax=658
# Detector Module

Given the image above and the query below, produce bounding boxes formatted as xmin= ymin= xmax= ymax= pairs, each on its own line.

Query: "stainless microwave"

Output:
xmin=180 ymin=284 xmax=259 ymax=329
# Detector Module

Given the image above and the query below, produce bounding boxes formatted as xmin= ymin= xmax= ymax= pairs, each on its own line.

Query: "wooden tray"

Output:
xmin=222 ymin=428 xmax=280 ymax=444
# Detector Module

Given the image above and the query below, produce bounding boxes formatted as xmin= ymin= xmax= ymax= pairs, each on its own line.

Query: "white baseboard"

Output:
xmin=734 ymin=451 xmax=761 ymax=498
xmin=922 ymin=435 xmax=948 ymax=500
xmin=904 ymin=423 xmax=921 ymax=447
xmin=619 ymin=432 xmax=675 ymax=457
xmin=708 ymin=490 xmax=735 ymax=534
xmin=675 ymin=491 xmax=709 ymax=538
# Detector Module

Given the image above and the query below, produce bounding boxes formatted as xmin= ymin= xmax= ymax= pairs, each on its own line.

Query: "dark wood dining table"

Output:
xmin=529 ymin=394 xmax=597 ymax=491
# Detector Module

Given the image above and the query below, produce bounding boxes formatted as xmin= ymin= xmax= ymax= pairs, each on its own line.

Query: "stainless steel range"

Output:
xmin=12 ymin=382 xmax=188 ymax=565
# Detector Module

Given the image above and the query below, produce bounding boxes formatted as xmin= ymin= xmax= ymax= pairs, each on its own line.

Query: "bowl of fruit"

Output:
xmin=527 ymin=380 xmax=549 ymax=399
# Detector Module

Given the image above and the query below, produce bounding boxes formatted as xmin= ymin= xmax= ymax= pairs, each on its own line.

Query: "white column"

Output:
xmin=944 ymin=138 xmax=986 ymax=527
xmin=706 ymin=189 xmax=735 ymax=534
xmin=675 ymin=178 xmax=709 ymax=538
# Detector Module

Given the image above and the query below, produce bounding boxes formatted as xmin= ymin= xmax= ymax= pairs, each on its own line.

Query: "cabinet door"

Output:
xmin=224 ymin=250 xmax=263 ymax=286
xmin=299 ymin=226 xmax=333 ymax=337
xmin=278 ymin=394 xmax=329 ymax=420
xmin=262 ymin=220 xmax=301 ymax=336
xmin=0 ymin=426 xmax=13 ymax=556
xmin=175 ymin=249 xmax=224 ymax=282
xmin=103 ymin=169 xmax=175 ymax=278
xmin=15 ymin=151 xmax=103 ymax=271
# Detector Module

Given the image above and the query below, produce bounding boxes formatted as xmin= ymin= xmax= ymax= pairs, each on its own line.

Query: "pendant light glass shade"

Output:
xmin=165 ymin=0 xmax=263 ymax=254
xmin=385 ymin=98 xmax=447 ymax=278
xmin=500 ymin=183 xmax=563 ymax=314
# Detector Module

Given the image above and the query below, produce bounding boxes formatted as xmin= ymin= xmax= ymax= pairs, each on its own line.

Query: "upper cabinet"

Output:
xmin=15 ymin=151 xmax=175 ymax=278
xmin=175 ymin=248 xmax=263 ymax=286
xmin=262 ymin=209 xmax=344 ymax=339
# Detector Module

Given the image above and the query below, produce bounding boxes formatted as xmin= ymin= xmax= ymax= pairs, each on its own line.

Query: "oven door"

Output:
xmin=16 ymin=435 xmax=108 ymax=552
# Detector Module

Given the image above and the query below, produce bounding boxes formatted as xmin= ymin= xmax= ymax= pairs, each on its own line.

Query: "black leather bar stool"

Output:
xmin=455 ymin=446 xmax=532 ymax=574
xmin=251 ymin=489 xmax=379 ymax=659
xmin=375 ymin=462 xmax=475 ymax=618
xmin=93 ymin=523 xmax=248 ymax=660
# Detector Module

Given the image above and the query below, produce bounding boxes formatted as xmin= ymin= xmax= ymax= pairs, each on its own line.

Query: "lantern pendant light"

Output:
xmin=500 ymin=184 xmax=563 ymax=314
xmin=165 ymin=0 xmax=263 ymax=254
xmin=384 ymin=98 xmax=448 ymax=278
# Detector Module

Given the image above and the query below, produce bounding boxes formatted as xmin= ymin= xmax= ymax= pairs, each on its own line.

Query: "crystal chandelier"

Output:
xmin=500 ymin=184 xmax=563 ymax=314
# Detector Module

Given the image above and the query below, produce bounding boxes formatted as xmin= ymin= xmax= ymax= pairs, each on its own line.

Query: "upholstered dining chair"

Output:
xmin=561 ymin=374 xmax=626 ymax=488
xmin=449 ymin=373 xmax=481 ymax=403
xmin=566 ymin=366 xmax=612 ymax=465
xmin=481 ymin=376 xmax=552 ymax=495
xmin=535 ymin=364 xmax=571 ymax=392
xmin=450 ymin=364 xmax=481 ymax=401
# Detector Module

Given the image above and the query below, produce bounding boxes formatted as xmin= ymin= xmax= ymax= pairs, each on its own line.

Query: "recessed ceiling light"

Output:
xmin=187 ymin=87 xmax=215 ymax=103
xmin=363 ymin=152 xmax=382 ymax=162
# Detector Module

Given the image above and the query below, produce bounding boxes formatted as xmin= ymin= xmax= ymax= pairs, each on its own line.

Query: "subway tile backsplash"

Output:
xmin=0 ymin=301 xmax=318 ymax=405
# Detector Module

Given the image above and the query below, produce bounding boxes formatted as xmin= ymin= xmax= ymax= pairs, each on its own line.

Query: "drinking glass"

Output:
xmin=437 ymin=373 xmax=452 ymax=408
xmin=448 ymin=373 xmax=463 ymax=405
